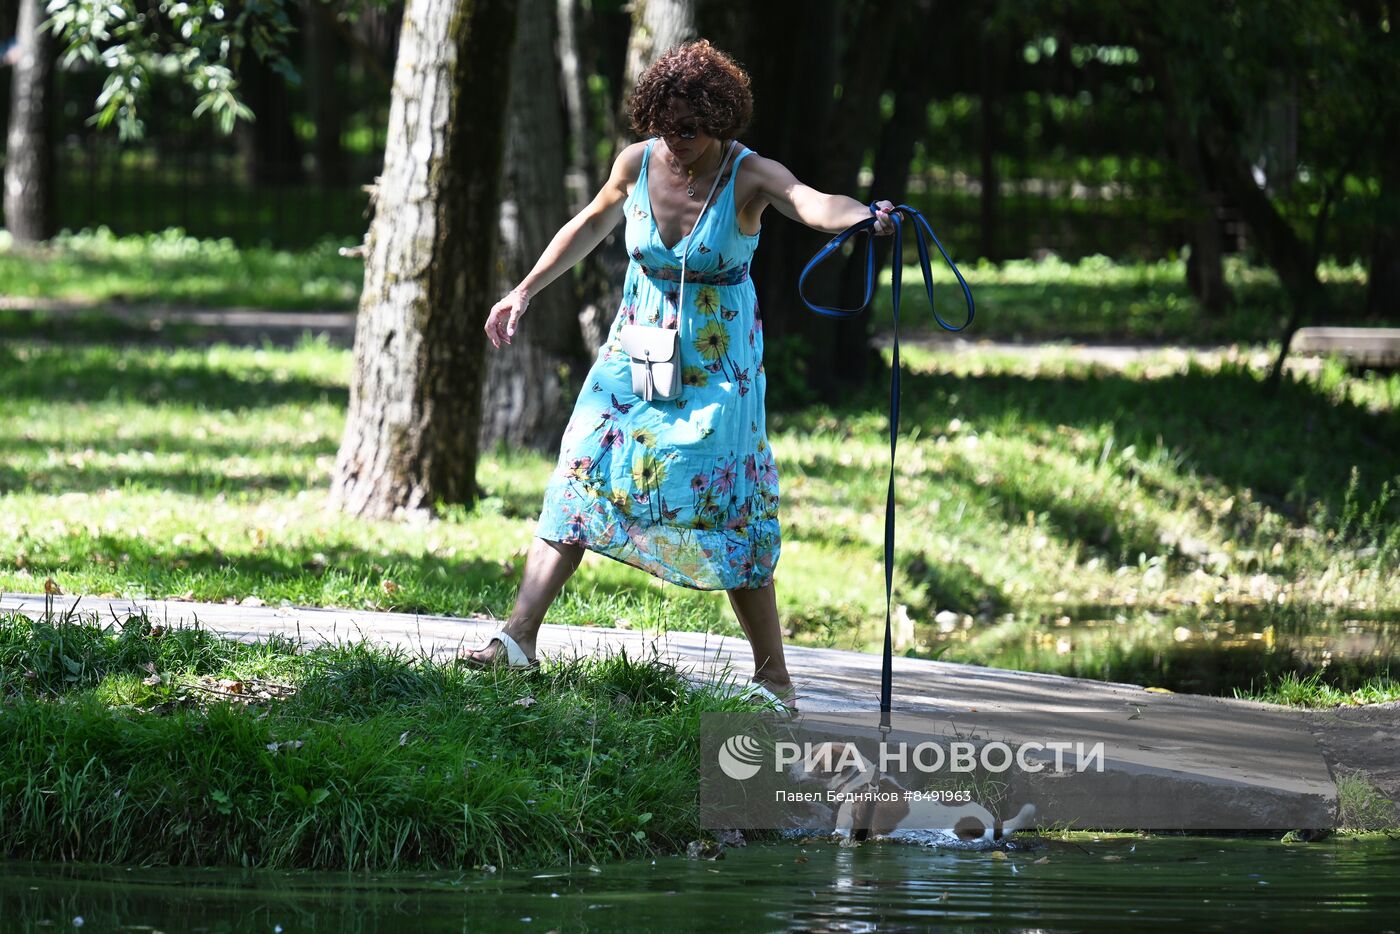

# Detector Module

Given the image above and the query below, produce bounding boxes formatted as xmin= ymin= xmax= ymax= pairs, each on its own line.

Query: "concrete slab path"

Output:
xmin=1 ymin=591 xmax=1347 ymax=831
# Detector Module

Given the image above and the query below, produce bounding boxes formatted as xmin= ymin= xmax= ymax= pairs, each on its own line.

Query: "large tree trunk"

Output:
xmin=479 ymin=0 xmax=587 ymax=453
xmin=304 ymin=0 xmax=349 ymax=187
xmin=4 ymin=0 xmax=56 ymax=245
xmin=330 ymin=0 xmax=518 ymax=520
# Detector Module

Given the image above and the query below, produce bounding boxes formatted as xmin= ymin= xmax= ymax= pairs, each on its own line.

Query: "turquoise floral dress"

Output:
xmin=535 ymin=137 xmax=780 ymax=590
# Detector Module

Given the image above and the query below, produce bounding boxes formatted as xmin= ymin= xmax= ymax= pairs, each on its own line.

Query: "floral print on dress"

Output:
xmin=535 ymin=139 xmax=778 ymax=591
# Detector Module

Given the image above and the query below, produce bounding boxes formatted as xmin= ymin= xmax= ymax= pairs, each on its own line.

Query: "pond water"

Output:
xmin=927 ymin=604 xmax=1400 ymax=695
xmin=4 ymin=836 xmax=1398 ymax=931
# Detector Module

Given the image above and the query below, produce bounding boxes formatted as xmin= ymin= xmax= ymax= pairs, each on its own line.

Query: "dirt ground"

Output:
xmin=1296 ymin=700 xmax=1400 ymax=824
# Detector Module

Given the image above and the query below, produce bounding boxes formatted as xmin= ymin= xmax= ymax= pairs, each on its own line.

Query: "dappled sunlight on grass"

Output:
xmin=1 ymin=322 xmax=1396 ymax=697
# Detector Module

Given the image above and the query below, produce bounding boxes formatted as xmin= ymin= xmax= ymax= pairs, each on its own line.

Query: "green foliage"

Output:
xmin=43 ymin=0 xmax=300 ymax=140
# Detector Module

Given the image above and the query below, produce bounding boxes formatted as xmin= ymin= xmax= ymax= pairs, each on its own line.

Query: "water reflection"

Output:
xmin=3 ymin=836 xmax=1398 ymax=931
xmin=921 ymin=603 xmax=1400 ymax=695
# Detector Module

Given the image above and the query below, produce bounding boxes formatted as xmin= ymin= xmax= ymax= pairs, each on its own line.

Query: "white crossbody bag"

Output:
xmin=620 ymin=140 xmax=735 ymax=402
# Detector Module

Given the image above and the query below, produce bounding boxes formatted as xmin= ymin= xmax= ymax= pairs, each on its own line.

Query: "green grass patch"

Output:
xmin=1233 ymin=669 xmax=1400 ymax=707
xmin=1334 ymin=770 xmax=1400 ymax=832
xmin=1 ymin=323 xmax=1397 ymax=698
xmin=0 ymin=607 xmax=770 ymax=870
xmin=867 ymin=253 xmax=1371 ymax=343
xmin=0 ymin=230 xmax=1376 ymax=346
xmin=0 ymin=227 xmax=361 ymax=310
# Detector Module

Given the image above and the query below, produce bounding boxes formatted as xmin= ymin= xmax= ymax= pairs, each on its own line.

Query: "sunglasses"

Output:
xmin=661 ymin=121 xmax=700 ymax=140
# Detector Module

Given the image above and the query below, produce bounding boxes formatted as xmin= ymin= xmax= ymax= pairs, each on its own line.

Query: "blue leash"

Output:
xmin=797 ymin=204 xmax=974 ymax=732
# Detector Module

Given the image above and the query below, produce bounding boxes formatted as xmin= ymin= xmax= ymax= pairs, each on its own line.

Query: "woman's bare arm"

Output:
xmin=745 ymin=154 xmax=895 ymax=236
xmin=485 ymin=142 xmax=646 ymax=348
xmin=514 ymin=141 xmax=647 ymax=298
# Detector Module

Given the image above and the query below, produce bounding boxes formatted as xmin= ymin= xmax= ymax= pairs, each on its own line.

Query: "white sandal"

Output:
xmin=456 ymin=629 xmax=539 ymax=670
xmin=744 ymin=682 xmax=799 ymax=718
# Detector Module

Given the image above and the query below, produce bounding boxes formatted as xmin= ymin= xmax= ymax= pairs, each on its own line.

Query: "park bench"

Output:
xmin=1292 ymin=327 xmax=1400 ymax=368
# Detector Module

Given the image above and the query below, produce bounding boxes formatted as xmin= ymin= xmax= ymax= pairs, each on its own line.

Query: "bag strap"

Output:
xmin=797 ymin=205 xmax=975 ymax=733
xmin=675 ymin=140 xmax=735 ymax=327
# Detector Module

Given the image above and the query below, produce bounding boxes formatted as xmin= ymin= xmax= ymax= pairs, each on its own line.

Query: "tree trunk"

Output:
xmin=330 ymin=0 xmax=518 ymax=520
xmin=837 ymin=0 xmax=942 ymax=352
xmin=1169 ymin=115 xmax=1230 ymax=316
xmin=1198 ymin=118 xmax=1329 ymax=387
xmin=1366 ymin=110 xmax=1400 ymax=319
xmin=233 ymin=41 xmax=307 ymax=187
xmin=304 ymin=0 xmax=349 ymax=187
xmin=556 ymin=0 xmax=598 ymax=212
xmin=818 ymin=0 xmax=907 ymax=392
xmin=724 ymin=0 xmax=839 ymax=386
xmin=622 ymin=0 xmax=698 ymax=95
xmin=1142 ymin=42 xmax=1232 ymax=315
xmin=977 ymin=28 xmax=1003 ymax=265
xmin=1359 ymin=0 xmax=1399 ymax=319
xmin=4 ymin=0 xmax=56 ymax=245
xmin=479 ymin=0 xmax=587 ymax=454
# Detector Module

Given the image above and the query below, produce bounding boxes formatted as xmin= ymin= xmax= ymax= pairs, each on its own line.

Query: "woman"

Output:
xmin=460 ymin=40 xmax=896 ymax=713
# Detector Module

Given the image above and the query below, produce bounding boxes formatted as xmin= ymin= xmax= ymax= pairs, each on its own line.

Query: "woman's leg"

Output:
xmin=726 ymin=579 xmax=797 ymax=707
xmin=460 ymin=537 xmax=585 ymax=663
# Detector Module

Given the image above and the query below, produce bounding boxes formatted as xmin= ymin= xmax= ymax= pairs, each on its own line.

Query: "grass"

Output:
xmin=1 ymin=323 xmax=1397 ymax=700
xmin=1334 ymin=770 xmax=1400 ymax=832
xmin=0 ymin=229 xmax=1376 ymax=346
xmin=1234 ymin=669 xmax=1400 ymax=707
xmin=0 ymin=605 xmax=778 ymax=871
xmin=0 ymin=228 xmax=362 ymax=310
xmin=866 ymin=252 xmax=1372 ymax=344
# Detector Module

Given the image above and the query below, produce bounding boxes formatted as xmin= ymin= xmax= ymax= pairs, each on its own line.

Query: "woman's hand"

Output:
xmin=871 ymin=200 xmax=896 ymax=236
xmin=485 ymin=288 xmax=529 ymax=349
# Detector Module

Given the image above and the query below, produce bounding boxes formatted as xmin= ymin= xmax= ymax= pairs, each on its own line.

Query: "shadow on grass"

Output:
xmin=0 ymin=433 xmax=337 ymax=497
xmin=0 ymin=461 xmax=320 ymax=497
xmin=4 ymin=535 xmax=666 ymax=618
xmin=0 ymin=343 xmax=346 ymax=410
xmin=778 ymin=358 xmax=1400 ymax=527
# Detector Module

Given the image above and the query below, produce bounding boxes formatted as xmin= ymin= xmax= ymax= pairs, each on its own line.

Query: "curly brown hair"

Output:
xmin=627 ymin=39 xmax=753 ymax=140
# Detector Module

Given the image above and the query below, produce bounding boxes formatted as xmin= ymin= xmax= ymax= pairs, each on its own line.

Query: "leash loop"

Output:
xmin=797 ymin=205 xmax=974 ymax=731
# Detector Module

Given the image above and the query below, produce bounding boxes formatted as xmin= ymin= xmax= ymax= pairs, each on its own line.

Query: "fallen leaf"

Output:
xmin=240 ymin=596 xmax=266 ymax=607
xmin=44 ymin=578 xmax=63 ymax=596
xmin=399 ymin=730 xmax=411 ymax=746
xmin=1144 ymin=686 xmax=1173 ymax=694
xmin=142 ymin=674 xmax=162 ymax=687
xmin=1103 ymin=854 xmax=1123 ymax=861
xmin=381 ymin=580 xmax=400 ymax=595
xmin=513 ymin=696 xmax=537 ymax=708
xmin=988 ymin=850 xmax=1007 ymax=860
